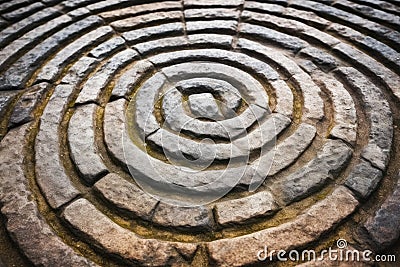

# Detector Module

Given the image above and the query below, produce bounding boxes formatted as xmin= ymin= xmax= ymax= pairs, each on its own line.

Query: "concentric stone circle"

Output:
xmin=0 ymin=0 xmax=399 ymax=266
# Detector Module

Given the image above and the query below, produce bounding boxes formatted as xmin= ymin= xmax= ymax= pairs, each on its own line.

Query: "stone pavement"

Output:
xmin=0 ymin=0 xmax=399 ymax=266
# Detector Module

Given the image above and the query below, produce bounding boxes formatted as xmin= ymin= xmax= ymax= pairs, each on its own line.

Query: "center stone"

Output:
xmin=188 ymin=93 xmax=224 ymax=120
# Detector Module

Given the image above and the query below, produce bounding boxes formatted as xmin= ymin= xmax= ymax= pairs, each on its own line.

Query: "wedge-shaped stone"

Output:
xmin=152 ymin=203 xmax=212 ymax=230
xmin=8 ymin=83 xmax=49 ymax=128
xmin=268 ymin=123 xmax=316 ymax=176
xmin=94 ymin=173 xmax=158 ymax=220
xmin=111 ymin=59 xmax=154 ymax=98
xmin=270 ymin=140 xmax=352 ymax=204
xmin=68 ymin=104 xmax=108 ymax=184
xmin=89 ymin=37 xmax=126 ymax=59
xmin=344 ymin=159 xmax=382 ymax=199
xmin=215 ymin=191 xmax=279 ymax=225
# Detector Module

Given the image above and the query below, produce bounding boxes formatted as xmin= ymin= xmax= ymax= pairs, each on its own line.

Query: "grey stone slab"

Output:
xmin=185 ymin=8 xmax=240 ymax=20
xmin=268 ymin=123 xmax=316 ymax=176
xmin=298 ymin=59 xmax=319 ymax=74
xmin=104 ymin=99 xmax=127 ymax=164
xmin=270 ymin=140 xmax=352 ymax=204
xmin=184 ymin=0 xmax=243 ymax=7
xmin=110 ymin=11 xmax=182 ymax=31
xmin=8 ymin=83 xmax=49 ymax=128
xmin=89 ymin=36 xmax=126 ymax=59
xmin=186 ymin=20 xmax=237 ymax=33
xmin=0 ymin=7 xmax=60 ymax=48
xmin=299 ymin=47 xmax=338 ymax=71
xmin=0 ymin=15 xmax=103 ymax=90
xmin=99 ymin=1 xmax=181 ymax=20
xmin=312 ymin=71 xmax=357 ymax=145
xmin=188 ymin=93 xmax=224 ymax=120
xmin=270 ymin=80 xmax=293 ymax=118
xmin=335 ymin=67 xmax=393 ymax=170
xmin=62 ymin=198 xmax=197 ymax=265
xmin=0 ymin=125 xmax=97 ymax=267
xmin=333 ymin=42 xmax=400 ymax=102
xmin=244 ymin=1 xmax=285 ymax=14
xmin=111 ymin=59 xmax=154 ymax=98
xmin=62 ymin=0 xmax=98 ymax=9
xmin=344 ymin=159 xmax=382 ymax=199
xmin=68 ymin=104 xmax=108 ymax=184
xmin=76 ymin=49 xmax=139 ymax=104
xmin=207 ymin=186 xmax=358 ymax=266
xmin=94 ymin=173 xmax=158 ymax=220
xmin=215 ymin=191 xmax=279 ymax=225
xmin=133 ymin=72 xmax=166 ymax=140
xmin=0 ymin=14 xmax=72 ymax=72
xmin=233 ymin=113 xmax=291 ymax=151
xmin=152 ymin=203 xmax=212 ymax=230
xmin=134 ymin=36 xmax=189 ymax=56
xmin=122 ymin=22 xmax=184 ymax=44
xmin=35 ymin=84 xmax=80 ymax=209
xmin=240 ymin=22 xmax=308 ymax=53
xmin=36 ymin=26 xmax=114 ymax=82
xmin=291 ymin=73 xmax=325 ymax=122
xmin=2 ymin=2 xmax=45 ymax=21
xmin=67 ymin=7 xmax=91 ymax=18
xmin=188 ymin=33 xmax=233 ymax=48
xmin=384 ymin=30 xmax=400 ymax=48
xmin=62 ymin=56 xmax=99 ymax=85
xmin=364 ymin=173 xmax=400 ymax=249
